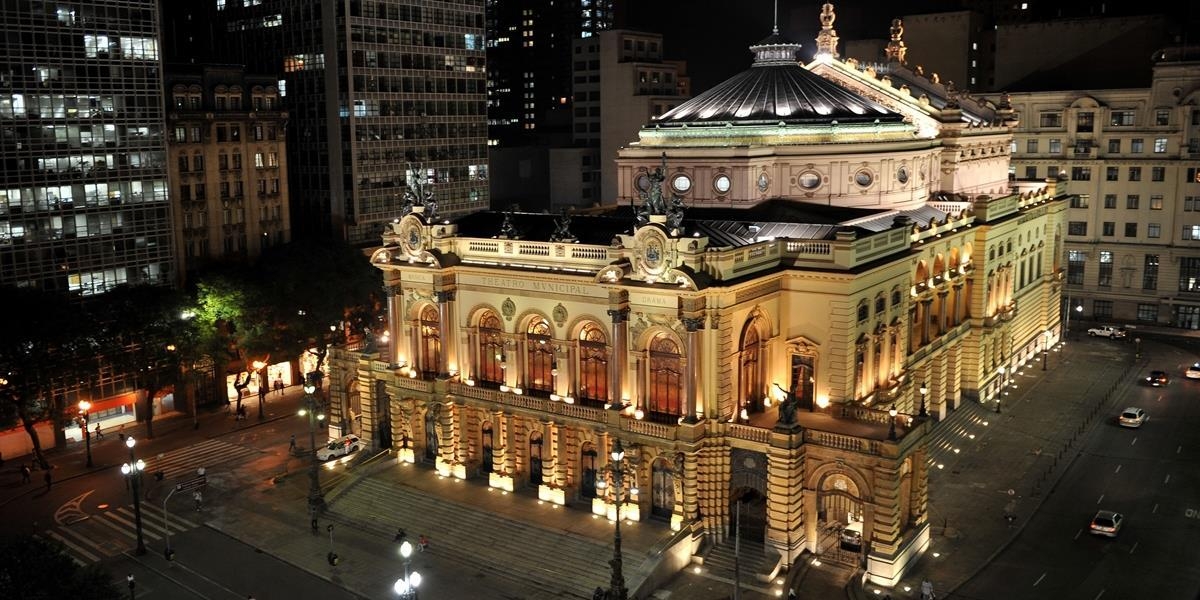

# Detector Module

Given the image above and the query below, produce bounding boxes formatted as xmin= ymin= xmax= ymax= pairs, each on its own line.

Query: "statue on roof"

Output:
xmin=815 ymin=3 xmax=840 ymax=58
xmin=637 ymin=153 xmax=670 ymax=223
xmin=550 ymin=209 xmax=576 ymax=242
xmin=402 ymin=163 xmax=437 ymax=219
xmin=885 ymin=18 xmax=907 ymax=64
xmin=666 ymin=194 xmax=686 ymax=233
xmin=497 ymin=207 xmax=520 ymax=239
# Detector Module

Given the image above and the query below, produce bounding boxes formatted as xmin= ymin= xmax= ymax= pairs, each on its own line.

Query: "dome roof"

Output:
xmin=655 ymin=33 xmax=903 ymax=126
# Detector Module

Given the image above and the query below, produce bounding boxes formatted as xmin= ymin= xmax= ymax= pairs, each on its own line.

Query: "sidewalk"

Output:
xmin=849 ymin=337 xmax=1144 ymax=599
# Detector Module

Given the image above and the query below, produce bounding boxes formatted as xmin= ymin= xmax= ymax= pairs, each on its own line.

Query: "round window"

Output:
xmin=757 ymin=173 xmax=770 ymax=192
xmin=635 ymin=173 xmax=651 ymax=192
xmin=854 ymin=169 xmax=874 ymax=187
xmin=713 ymin=174 xmax=731 ymax=194
xmin=798 ymin=171 xmax=821 ymax=190
xmin=672 ymin=174 xmax=692 ymax=193
xmin=897 ymin=167 xmax=909 ymax=184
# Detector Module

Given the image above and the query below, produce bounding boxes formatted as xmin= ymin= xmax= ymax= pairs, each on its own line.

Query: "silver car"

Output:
xmin=1118 ymin=407 xmax=1147 ymax=428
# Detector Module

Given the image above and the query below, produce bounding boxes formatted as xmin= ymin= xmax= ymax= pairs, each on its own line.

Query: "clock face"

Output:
xmin=401 ymin=222 xmax=422 ymax=253
xmin=757 ymin=173 xmax=769 ymax=192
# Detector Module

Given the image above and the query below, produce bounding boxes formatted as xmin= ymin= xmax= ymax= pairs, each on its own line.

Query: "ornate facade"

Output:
xmin=331 ymin=4 xmax=1071 ymax=592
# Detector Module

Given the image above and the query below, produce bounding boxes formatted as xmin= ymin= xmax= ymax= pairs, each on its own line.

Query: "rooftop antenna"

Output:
xmin=773 ymin=0 xmax=779 ymax=34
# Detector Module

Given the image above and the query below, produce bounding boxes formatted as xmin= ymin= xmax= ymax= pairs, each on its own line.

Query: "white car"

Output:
xmin=1087 ymin=325 xmax=1127 ymax=339
xmin=1089 ymin=510 xmax=1124 ymax=538
xmin=316 ymin=434 xmax=361 ymax=461
xmin=1118 ymin=407 xmax=1147 ymax=428
xmin=1186 ymin=363 xmax=1200 ymax=379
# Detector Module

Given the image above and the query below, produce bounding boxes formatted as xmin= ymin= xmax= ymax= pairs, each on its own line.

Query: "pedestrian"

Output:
xmin=43 ymin=469 xmax=52 ymax=491
xmin=788 ymin=589 xmax=798 ymax=600
xmin=920 ymin=578 xmax=934 ymax=600
xmin=275 ymin=379 xmax=284 ymax=396
xmin=20 ymin=464 xmax=31 ymax=484
xmin=393 ymin=527 xmax=407 ymax=543
xmin=418 ymin=534 xmax=429 ymax=552
xmin=592 ymin=587 xmax=605 ymax=600
xmin=289 ymin=434 xmax=297 ymax=453
xmin=94 ymin=422 xmax=104 ymax=439
xmin=193 ymin=490 xmax=203 ymax=511
xmin=119 ymin=432 xmax=126 ymax=442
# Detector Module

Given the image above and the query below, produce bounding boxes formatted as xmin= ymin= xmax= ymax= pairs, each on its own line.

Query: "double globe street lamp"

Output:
xmin=120 ymin=436 xmax=147 ymax=555
xmin=298 ymin=377 xmax=327 ymax=524
xmin=393 ymin=540 xmax=423 ymax=599
xmin=78 ymin=400 xmax=93 ymax=468
xmin=595 ymin=438 xmax=634 ymax=600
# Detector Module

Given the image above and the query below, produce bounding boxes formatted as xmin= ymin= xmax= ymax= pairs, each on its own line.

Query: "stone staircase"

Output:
xmin=699 ymin=538 xmax=781 ymax=592
xmin=327 ymin=477 xmax=646 ymax=599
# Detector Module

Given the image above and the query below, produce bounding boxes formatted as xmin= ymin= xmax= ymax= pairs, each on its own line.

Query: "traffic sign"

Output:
xmin=175 ymin=474 xmax=207 ymax=492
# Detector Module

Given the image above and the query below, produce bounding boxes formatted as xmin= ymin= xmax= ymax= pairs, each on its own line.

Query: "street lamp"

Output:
xmin=298 ymin=377 xmax=327 ymax=521
xmin=887 ymin=404 xmax=898 ymax=440
xmin=253 ymin=360 xmax=267 ymax=421
xmin=120 ymin=436 xmax=147 ymax=555
xmin=393 ymin=540 xmax=423 ymax=599
xmin=996 ymin=366 xmax=1006 ymax=414
xmin=603 ymin=439 xmax=629 ymax=600
xmin=918 ymin=382 xmax=928 ymax=418
xmin=1042 ymin=330 xmax=1051 ymax=371
xmin=78 ymin=400 xmax=93 ymax=468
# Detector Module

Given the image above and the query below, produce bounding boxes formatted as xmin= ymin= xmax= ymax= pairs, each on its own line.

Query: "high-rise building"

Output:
xmin=485 ymin=0 xmax=614 ymax=148
xmin=0 ymin=1 xmax=174 ymax=295
xmin=194 ymin=0 xmax=489 ymax=244
xmin=165 ymin=65 xmax=291 ymax=281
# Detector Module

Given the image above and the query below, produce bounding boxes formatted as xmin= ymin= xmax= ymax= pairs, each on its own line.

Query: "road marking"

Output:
xmin=1130 ymin=541 xmax=1139 ymax=554
xmin=1178 ymin=446 xmax=1183 ymax=454
xmin=1131 ymin=437 xmax=1138 ymax=446
xmin=1097 ymin=494 xmax=1105 ymax=504
xmin=1114 ymin=465 xmax=1121 ymax=473
xmin=1034 ymin=573 xmax=1046 ymax=586
xmin=1164 ymin=474 xmax=1171 ymax=484
xmin=1153 ymin=504 xmax=1159 ymax=514
xmin=55 ymin=490 xmax=95 ymax=526
xmin=1094 ymin=589 xmax=1106 ymax=600
xmin=1074 ymin=529 xmax=1083 ymax=540
xmin=42 ymin=531 xmax=100 ymax=564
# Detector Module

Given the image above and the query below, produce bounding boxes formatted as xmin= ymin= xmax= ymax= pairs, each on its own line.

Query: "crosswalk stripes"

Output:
xmin=143 ymin=438 xmax=262 ymax=480
xmin=37 ymin=502 xmax=202 ymax=566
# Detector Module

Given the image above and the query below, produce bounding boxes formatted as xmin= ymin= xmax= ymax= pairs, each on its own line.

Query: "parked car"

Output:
xmin=1118 ymin=407 xmax=1148 ymax=428
xmin=316 ymin=434 xmax=362 ymax=461
xmin=1089 ymin=510 xmax=1124 ymax=538
xmin=1087 ymin=325 xmax=1127 ymax=339
xmin=1185 ymin=363 xmax=1200 ymax=379
xmin=840 ymin=521 xmax=863 ymax=551
xmin=1146 ymin=370 xmax=1169 ymax=386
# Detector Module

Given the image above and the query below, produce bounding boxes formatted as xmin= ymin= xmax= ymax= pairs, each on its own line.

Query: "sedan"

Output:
xmin=1146 ymin=370 xmax=1169 ymax=386
xmin=1186 ymin=363 xmax=1200 ymax=379
xmin=1118 ymin=407 xmax=1148 ymax=428
xmin=1089 ymin=510 xmax=1124 ymax=538
xmin=316 ymin=434 xmax=361 ymax=461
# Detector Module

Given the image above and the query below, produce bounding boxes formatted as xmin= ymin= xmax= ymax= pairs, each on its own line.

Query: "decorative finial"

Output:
xmin=815 ymin=3 xmax=840 ymax=59
xmin=885 ymin=18 xmax=907 ymax=64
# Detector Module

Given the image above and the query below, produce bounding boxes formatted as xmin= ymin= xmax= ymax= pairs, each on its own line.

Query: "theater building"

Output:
xmin=329 ymin=5 xmax=1070 ymax=590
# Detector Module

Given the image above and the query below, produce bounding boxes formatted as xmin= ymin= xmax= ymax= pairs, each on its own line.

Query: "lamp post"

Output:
xmin=887 ymin=404 xmax=898 ymax=440
xmin=253 ymin=360 xmax=267 ymax=421
xmin=298 ymin=377 xmax=327 ymax=519
xmin=996 ymin=366 xmax=1006 ymax=414
xmin=120 ymin=436 xmax=147 ymax=555
xmin=393 ymin=540 xmax=422 ymax=599
xmin=78 ymin=400 xmax=93 ymax=468
xmin=1042 ymin=331 xmax=1050 ymax=371
xmin=606 ymin=439 xmax=629 ymax=600
xmin=918 ymin=382 xmax=928 ymax=418
xmin=1134 ymin=337 xmax=1142 ymax=359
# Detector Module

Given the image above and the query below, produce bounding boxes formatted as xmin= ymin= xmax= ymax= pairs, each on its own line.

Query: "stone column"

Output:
xmin=384 ymin=283 xmax=403 ymax=365
xmin=607 ymin=305 xmax=630 ymax=407
xmin=434 ymin=290 xmax=455 ymax=377
xmin=921 ymin=298 xmax=934 ymax=344
xmin=908 ymin=304 xmax=919 ymax=352
xmin=682 ymin=316 xmax=704 ymax=423
xmin=937 ymin=290 xmax=950 ymax=335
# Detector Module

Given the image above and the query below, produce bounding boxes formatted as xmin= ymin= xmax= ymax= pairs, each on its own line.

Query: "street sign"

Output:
xmin=175 ymin=474 xmax=207 ymax=492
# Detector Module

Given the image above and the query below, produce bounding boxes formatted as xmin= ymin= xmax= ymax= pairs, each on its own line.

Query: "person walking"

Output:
xmin=920 ymin=578 xmax=935 ymax=600
xmin=289 ymin=434 xmax=297 ymax=453
xmin=193 ymin=490 xmax=203 ymax=511
xmin=393 ymin=528 xmax=407 ymax=543
xmin=94 ymin=422 xmax=104 ymax=439
xmin=418 ymin=534 xmax=429 ymax=552
xmin=20 ymin=464 xmax=31 ymax=484
xmin=43 ymin=469 xmax=52 ymax=491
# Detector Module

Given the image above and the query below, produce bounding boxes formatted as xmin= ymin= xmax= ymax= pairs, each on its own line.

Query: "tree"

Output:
xmin=190 ymin=266 xmax=276 ymax=415
xmin=0 ymin=287 xmax=98 ymax=469
xmin=0 ymin=535 xmax=122 ymax=599
xmin=91 ymin=285 xmax=192 ymax=439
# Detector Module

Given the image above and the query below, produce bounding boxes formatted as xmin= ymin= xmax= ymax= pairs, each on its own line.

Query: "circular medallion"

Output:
xmin=671 ymin=174 xmax=691 ymax=193
xmin=401 ymin=221 xmax=422 ymax=254
xmin=636 ymin=173 xmax=651 ymax=192
xmin=713 ymin=174 xmax=731 ymax=194
xmin=798 ymin=171 xmax=821 ymax=190
xmin=854 ymin=169 xmax=874 ymax=187
xmin=757 ymin=172 xmax=770 ymax=192
xmin=897 ymin=166 xmax=910 ymax=184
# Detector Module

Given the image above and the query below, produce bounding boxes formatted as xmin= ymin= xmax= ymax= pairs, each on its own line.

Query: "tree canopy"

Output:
xmin=0 ymin=535 xmax=122 ymax=599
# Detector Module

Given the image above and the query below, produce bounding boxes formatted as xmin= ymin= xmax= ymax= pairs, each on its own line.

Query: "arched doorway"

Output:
xmin=374 ymin=380 xmax=391 ymax=449
xmin=817 ymin=472 xmax=865 ymax=564
xmin=480 ymin=422 xmax=494 ymax=475
xmin=529 ymin=431 xmax=544 ymax=486
xmin=423 ymin=411 xmax=438 ymax=462
xmin=651 ymin=457 xmax=675 ymax=521
xmin=729 ymin=487 xmax=767 ymax=544
xmin=580 ymin=445 xmax=597 ymax=499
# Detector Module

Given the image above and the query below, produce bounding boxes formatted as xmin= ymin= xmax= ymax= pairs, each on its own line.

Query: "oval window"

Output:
xmin=799 ymin=171 xmax=821 ymax=190
xmin=635 ymin=173 xmax=651 ymax=191
xmin=854 ymin=169 xmax=873 ymax=187
xmin=672 ymin=174 xmax=692 ymax=193
xmin=713 ymin=174 xmax=731 ymax=193
xmin=757 ymin=173 xmax=770 ymax=192
xmin=897 ymin=166 xmax=909 ymax=184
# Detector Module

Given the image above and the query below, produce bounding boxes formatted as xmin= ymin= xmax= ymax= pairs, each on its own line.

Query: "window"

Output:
xmin=1106 ymin=167 xmax=1119 ymax=181
xmin=230 ymin=125 xmax=241 ymax=142
xmin=232 ymin=153 xmax=241 ymax=170
xmin=1131 ymin=138 xmax=1144 ymax=153
xmin=1048 ymin=166 xmax=1060 ymax=179
xmin=739 ymin=323 xmax=763 ymax=414
xmin=1067 ymin=250 xmax=1086 ymax=285
xmin=192 ymin=155 xmax=204 ymax=171
xmin=1144 ymin=254 xmax=1159 ymax=290
xmin=177 ymin=156 xmax=189 ymax=172
xmin=478 ymin=312 xmax=504 ymax=385
xmin=578 ymin=323 xmax=608 ymax=404
xmin=1070 ymin=196 xmax=1089 ymax=208
xmin=1098 ymin=251 xmax=1113 ymax=287
xmin=254 ymin=153 xmax=264 ymax=168
xmin=1026 ymin=139 xmax=1038 ymax=153
xmin=1150 ymin=195 xmax=1163 ymax=210
xmin=1071 ymin=167 xmax=1091 ymax=181
xmin=1040 ymin=112 xmax=1062 ymax=127
xmin=1104 ymin=194 xmax=1117 ymax=209
xmin=1188 ymin=197 xmax=1200 ymax=211
xmin=1156 ymin=110 xmax=1169 ymax=126
xmin=857 ymin=303 xmax=868 ymax=322
xmin=1077 ymin=112 xmax=1094 ymax=132
xmin=174 ymin=126 xmax=186 ymax=143
xmin=1102 ymin=222 xmax=1115 ymax=236
xmin=1094 ymin=300 xmax=1113 ymax=319
xmin=218 ymin=154 xmax=228 ymax=171
xmin=1137 ymin=304 xmax=1158 ymax=322
xmin=1182 ymin=257 xmax=1200 ymax=292
xmin=1125 ymin=223 xmax=1138 ymax=237
xmin=1152 ymin=167 xmax=1165 ymax=182
xmin=1128 ymin=167 xmax=1141 ymax=181
xmin=1190 ymin=168 xmax=1200 ymax=183
xmin=1126 ymin=195 xmax=1140 ymax=209
xmin=648 ymin=334 xmax=682 ymax=421
xmin=1148 ymin=223 xmax=1161 ymax=238
xmin=190 ymin=127 xmax=202 ymax=143
xmin=1108 ymin=139 xmax=1121 ymax=153
xmin=525 ymin=317 xmax=554 ymax=394
xmin=1110 ymin=111 xmax=1135 ymax=126
xmin=1185 ymin=225 xmax=1200 ymax=240
xmin=1154 ymin=138 xmax=1167 ymax=153
xmin=216 ymin=126 xmax=227 ymax=142
xmin=1049 ymin=139 xmax=1062 ymax=154
xmin=1068 ymin=221 xmax=1087 ymax=236
xmin=419 ymin=305 xmax=441 ymax=377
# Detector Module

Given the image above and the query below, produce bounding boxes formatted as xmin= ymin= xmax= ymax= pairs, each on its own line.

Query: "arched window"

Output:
xmin=419 ymin=305 xmax=440 ymax=377
xmin=891 ymin=289 xmax=902 ymax=307
xmin=478 ymin=312 xmax=504 ymax=385
xmin=648 ymin=333 xmax=682 ymax=421
xmin=875 ymin=295 xmax=886 ymax=314
xmin=525 ymin=317 xmax=554 ymax=393
xmin=739 ymin=321 xmax=763 ymax=414
xmin=578 ymin=323 xmax=608 ymax=405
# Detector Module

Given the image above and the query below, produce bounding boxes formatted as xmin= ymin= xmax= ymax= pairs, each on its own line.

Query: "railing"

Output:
xmin=727 ymin=423 xmax=772 ymax=444
xmin=806 ymin=430 xmax=881 ymax=455
xmin=784 ymin=241 xmax=832 ymax=256
xmin=836 ymin=405 xmax=894 ymax=426
xmin=621 ymin=418 xmax=675 ymax=440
